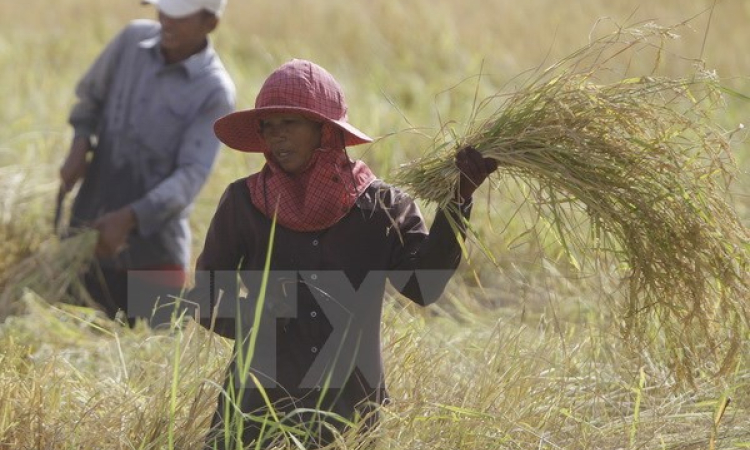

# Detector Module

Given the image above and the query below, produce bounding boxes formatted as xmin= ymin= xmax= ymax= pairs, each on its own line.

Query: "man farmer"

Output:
xmin=58 ymin=0 xmax=235 ymax=326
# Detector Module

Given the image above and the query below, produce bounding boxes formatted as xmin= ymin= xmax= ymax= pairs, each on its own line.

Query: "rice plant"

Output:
xmin=394 ymin=22 xmax=750 ymax=383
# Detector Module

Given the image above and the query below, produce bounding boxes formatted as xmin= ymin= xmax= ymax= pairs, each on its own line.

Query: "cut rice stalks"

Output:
xmin=394 ymin=22 xmax=750 ymax=383
xmin=0 ymin=229 xmax=98 ymax=321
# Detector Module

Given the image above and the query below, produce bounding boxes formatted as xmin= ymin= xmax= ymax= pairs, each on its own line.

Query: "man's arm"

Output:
xmin=59 ymin=136 xmax=92 ymax=193
xmin=68 ymin=26 xmax=129 ymax=140
xmin=92 ymin=206 xmax=137 ymax=258
xmin=91 ymin=87 xmax=233 ymax=258
xmin=61 ymin=26 xmax=130 ymax=195
xmin=130 ymin=87 xmax=235 ymax=238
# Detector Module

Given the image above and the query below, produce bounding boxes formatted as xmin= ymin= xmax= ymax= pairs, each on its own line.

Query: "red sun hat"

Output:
xmin=214 ymin=59 xmax=373 ymax=153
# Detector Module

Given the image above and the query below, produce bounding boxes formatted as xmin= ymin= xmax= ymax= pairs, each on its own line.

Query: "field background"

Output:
xmin=1 ymin=0 xmax=750 ymax=449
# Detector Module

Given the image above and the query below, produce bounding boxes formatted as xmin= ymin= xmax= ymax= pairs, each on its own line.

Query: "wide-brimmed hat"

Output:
xmin=141 ymin=0 xmax=227 ymax=18
xmin=214 ymin=59 xmax=373 ymax=153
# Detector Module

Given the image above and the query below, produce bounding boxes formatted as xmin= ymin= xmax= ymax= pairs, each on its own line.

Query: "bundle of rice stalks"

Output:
xmin=0 ymin=164 xmax=56 ymax=275
xmin=0 ymin=230 xmax=98 ymax=321
xmin=395 ymin=23 xmax=750 ymax=382
xmin=0 ymin=159 xmax=100 ymax=320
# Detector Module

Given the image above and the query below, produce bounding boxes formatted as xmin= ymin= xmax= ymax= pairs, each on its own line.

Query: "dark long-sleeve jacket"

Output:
xmin=191 ymin=177 xmax=470 ymax=424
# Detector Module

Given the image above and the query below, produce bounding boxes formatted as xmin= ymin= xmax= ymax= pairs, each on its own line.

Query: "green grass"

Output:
xmin=1 ymin=0 xmax=750 ymax=448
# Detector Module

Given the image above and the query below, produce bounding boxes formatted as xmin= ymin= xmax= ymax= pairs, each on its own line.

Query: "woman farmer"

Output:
xmin=194 ymin=59 xmax=496 ymax=449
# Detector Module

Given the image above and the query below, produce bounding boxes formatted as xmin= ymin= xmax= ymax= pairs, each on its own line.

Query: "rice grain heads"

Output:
xmin=395 ymin=22 xmax=750 ymax=383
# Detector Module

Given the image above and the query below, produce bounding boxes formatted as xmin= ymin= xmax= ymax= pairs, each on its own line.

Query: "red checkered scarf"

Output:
xmin=247 ymin=125 xmax=376 ymax=232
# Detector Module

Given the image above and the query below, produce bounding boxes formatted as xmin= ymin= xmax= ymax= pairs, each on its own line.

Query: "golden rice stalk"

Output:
xmin=394 ymin=23 xmax=750 ymax=383
xmin=0 ymin=164 xmax=55 ymax=277
xmin=0 ymin=230 xmax=98 ymax=321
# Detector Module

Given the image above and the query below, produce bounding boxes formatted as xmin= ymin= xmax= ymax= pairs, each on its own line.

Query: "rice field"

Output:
xmin=1 ymin=0 xmax=750 ymax=448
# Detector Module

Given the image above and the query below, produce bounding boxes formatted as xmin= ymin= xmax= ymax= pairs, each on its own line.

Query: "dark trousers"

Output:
xmin=82 ymin=265 xmax=185 ymax=328
xmin=204 ymin=385 xmax=380 ymax=450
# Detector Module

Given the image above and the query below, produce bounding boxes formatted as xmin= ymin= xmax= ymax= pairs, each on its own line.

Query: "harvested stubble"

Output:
xmin=395 ymin=23 xmax=750 ymax=383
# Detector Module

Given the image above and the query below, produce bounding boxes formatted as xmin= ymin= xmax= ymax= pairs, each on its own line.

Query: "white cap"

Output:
xmin=141 ymin=0 xmax=227 ymax=18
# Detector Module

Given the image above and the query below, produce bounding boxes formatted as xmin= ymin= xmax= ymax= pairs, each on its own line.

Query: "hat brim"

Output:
xmin=141 ymin=0 xmax=203 ymax=19
xmin=214 ymin=106 xmax=373 ymax=153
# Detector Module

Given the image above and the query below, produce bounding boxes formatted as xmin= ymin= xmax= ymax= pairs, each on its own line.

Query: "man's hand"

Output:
xmin=455 ymin=146 xmax=498 ymax=202
xmin=93 ymin=206 xmax=138 ymax=258
xmin=60 ymin=136 xmax=91 ymax=193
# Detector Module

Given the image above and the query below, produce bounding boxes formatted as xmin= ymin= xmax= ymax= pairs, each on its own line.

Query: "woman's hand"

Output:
xmin=455 ymin=146 xmax=498 ymax=202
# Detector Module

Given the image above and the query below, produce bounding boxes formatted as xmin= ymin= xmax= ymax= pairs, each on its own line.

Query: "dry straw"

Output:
xmin=395 ymin=22 xmax=750 ymax=383
xmin=0 ymin=161 xmax=100 ymax=320
xmin=0 ymin=230 xmax=98 ymax=320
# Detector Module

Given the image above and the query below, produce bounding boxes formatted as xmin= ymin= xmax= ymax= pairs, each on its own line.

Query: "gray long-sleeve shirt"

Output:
xmin=69 ymin=19 xmax=235 ymax=269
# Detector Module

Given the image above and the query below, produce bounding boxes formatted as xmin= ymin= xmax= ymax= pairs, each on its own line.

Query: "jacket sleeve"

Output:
xmin=388 ymin=190 xmax=472 ymax=306
xmin=68 ymin=25 xmax=130 ymax=139
xmin=188 ymin=182 xmax=247 ymax=338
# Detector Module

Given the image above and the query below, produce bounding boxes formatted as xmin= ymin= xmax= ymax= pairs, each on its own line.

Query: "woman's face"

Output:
xmin=260 ymin=114 xmax=323 ymax=175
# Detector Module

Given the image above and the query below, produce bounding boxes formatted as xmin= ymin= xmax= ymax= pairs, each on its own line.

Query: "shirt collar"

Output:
xmin=139 ymin=33 xmax=215 ymax=79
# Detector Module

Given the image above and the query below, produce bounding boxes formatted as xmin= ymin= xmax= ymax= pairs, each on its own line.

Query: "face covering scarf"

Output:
xmin=246 ymin=124 xmax=376 ymax=232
